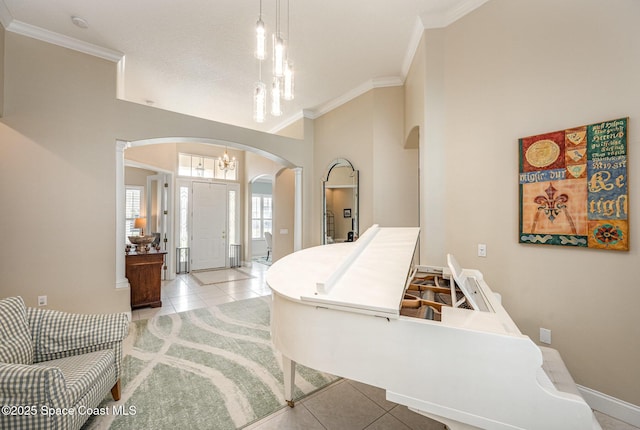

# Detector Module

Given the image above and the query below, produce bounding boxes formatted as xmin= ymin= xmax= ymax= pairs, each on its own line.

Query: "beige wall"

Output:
xmin=273 ymin=168 xmax=295 ymax=261
xmin=314 ymin=87 xmax=418 ymax=243
xmin=405 ymin=29 xmax=448 ymax=265
xmin=373 ymin=87 xmax=418 ymax=228
xmin=125 ymin=166 xmax=157 ymax=188
xmin=0 ymin=32 xmax=313 ymax=314
xmin=314 ymin=92 xmax=374 ymax=244
xmin=413 ymin=0 xmax=638 ymax=405
xmin=0 ymin=26 xmax=4 ymax=117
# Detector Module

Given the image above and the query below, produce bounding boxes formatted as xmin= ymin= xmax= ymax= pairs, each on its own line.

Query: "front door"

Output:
xmin=191 ymin=182 xmax=227 ymax=270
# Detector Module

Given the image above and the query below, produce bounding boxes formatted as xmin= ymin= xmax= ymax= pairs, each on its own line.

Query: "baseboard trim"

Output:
xmin=578 ymin=384 xmax=640 ymax=427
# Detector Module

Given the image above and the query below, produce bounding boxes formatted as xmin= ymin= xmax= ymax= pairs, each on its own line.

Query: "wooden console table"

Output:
xmin=125 ymin=250 xmax=166 ymax=309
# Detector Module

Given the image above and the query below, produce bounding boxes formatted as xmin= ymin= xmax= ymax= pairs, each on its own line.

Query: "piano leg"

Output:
xmin=283 ymin=355 xmax=296 ymax=407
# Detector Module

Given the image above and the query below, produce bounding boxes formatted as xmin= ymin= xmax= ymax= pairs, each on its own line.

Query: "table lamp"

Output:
xmin=134 ymin=217 xmax=146 ymax=236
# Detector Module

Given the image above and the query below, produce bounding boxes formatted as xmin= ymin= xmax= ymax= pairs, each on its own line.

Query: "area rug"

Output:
xmin=191 ymin=268 xmax=254 ymax=285
xmin=252 ymin=257 xmax=272 ymax=267
xmin=83 ymin=297 xmax=337 ymax=430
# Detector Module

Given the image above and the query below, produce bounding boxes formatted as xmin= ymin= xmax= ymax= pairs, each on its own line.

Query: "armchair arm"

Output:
xmin=27 ymin=308 xmax=129 ymax=366
xmin=0 ymin=362 xmax=67 ymax=408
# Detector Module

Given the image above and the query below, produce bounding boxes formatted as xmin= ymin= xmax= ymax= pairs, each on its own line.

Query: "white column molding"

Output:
xmin=115 ymin=140 xmax=130 ymax=289
xmin=293 ymin=167 xmax=303 ymax=251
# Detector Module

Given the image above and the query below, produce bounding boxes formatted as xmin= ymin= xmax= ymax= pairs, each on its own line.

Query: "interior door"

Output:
xmin=191 ymin=182 xmax=227 ymax=270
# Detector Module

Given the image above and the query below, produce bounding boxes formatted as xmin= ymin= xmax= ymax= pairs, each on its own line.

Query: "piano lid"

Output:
xmin=267 ymin=225 xmax=420 ymax=317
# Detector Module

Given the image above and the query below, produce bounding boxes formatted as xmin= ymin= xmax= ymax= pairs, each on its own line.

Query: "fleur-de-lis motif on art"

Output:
xmin=532 ymin=183 xmax=577 ymax=234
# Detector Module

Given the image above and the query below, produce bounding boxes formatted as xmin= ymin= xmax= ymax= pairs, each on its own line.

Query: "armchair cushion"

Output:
xmin=0 ymin=362 xmax=66 ymax=406
xmin=0 ymin=296 xmax=33 ymax=365
xmin=33 ymin=349 xmax=116 ymax=408
xmin=27 ymin=307 xmax=129 ymax=378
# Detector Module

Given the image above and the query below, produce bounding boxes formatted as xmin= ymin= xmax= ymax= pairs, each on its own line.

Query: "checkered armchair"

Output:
xmin=0 ymin=296 xmax=129 ymax=430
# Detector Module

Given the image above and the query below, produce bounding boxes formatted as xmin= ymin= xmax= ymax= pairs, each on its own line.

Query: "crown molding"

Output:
xmin=309 ymin=76 xmax=403 ymax=120
xmin=443 ymin=0 xmax=490 ymax=28
xmin=271 ymin=77 xmax=403 ymax=132
xmin=0 ymin=1 xmax=12 ymax=29
xmin=5 ymin=18 xmax=123 ymax=62
xmin=420 ymin=0 xmax=489 ymax=29
xmin=405 ymin=0 xmax=489 ymax=77
xmin=401 ymin=17 xmax=427 ymax=79
xmin=268 ymin=111 xmax=306 ymax=134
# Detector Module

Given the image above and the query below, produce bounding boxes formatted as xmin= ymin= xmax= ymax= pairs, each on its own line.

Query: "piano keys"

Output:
xmin=266 ymin=225 xmax=601 ymax=430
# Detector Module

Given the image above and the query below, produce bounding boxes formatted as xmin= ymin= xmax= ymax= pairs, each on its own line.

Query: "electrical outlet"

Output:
xmin=477 ymin=243 xmax=487 ymax=257
xmin=38 ymin=295 xmax=47 ymax=306
xmin=540 ymin=328 xmax=551 ymax=345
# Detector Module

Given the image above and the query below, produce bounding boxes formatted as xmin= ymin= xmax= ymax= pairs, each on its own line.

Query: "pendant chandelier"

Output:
xmin=218 ymin=149 xmax=237 ymax=172
xmin=253 ymin=0 xmax=294 ymax=123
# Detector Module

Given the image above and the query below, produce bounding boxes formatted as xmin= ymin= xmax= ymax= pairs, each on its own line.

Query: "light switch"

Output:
xmin=540 ymin=328 xmax=552 ymax=345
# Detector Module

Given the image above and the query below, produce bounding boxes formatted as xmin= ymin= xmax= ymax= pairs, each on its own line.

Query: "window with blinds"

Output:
xmin=252 ymin=194 xmax=272 ymax=239
xmin=125 ymin=186 xmax=143 ymax=243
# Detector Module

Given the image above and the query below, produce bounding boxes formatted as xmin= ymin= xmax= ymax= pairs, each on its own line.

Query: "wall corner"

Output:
xmin=0 ymin=24 xmax=5 ymax=118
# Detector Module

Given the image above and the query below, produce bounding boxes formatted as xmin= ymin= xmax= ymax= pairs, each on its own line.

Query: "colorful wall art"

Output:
xmin=519 ymin=118 xmax=628 ymax=251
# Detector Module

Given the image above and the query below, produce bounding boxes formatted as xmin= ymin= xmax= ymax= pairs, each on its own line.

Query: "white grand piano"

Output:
xmin=266 ymin=226 xmax=601 ymax=430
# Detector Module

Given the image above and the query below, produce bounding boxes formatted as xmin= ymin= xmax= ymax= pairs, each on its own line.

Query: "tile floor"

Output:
xmin=129 ymin=263 xmax=638 ymax=430
xmin=130 ymin=263 xmax=272 ymax=321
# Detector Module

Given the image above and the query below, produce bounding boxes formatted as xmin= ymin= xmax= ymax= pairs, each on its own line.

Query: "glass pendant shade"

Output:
xmin=255 ymin=18 xmax=265 ymax=60
xmin=283 ymin=61 xmax=294 ymax=100
xmin=253 ymin=81 xmax=267 ymax=123
xmin=252 ymin=0 xmax=295 ymax=123
xmin=271 ymin=77 xmax=282 ymax=116
xmin=273 ymin=34 xmax=286 ymax=77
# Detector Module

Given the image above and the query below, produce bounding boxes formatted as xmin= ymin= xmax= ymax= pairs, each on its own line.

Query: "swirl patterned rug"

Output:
xmin=83 ymin=297 xmax=337 ymax=430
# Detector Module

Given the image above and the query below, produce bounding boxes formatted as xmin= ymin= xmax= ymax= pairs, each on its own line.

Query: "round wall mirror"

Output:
xmin=322 ymin=158 xmax=359 ymax=244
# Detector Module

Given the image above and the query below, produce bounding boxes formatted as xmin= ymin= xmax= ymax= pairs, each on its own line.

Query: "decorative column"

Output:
xmin=293 ymin=167 xmax=302 ymax=251
xmin=115 ymin=140 xmax=130 ymax=289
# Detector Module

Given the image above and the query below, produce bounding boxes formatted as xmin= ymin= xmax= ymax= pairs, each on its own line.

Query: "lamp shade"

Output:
xmin=134 ymin=218 xmax=146 ymax=230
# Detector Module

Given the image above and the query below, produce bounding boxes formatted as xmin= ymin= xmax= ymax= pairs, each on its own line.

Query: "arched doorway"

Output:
xmin=115 ymin=138 xmax=302 ymax=290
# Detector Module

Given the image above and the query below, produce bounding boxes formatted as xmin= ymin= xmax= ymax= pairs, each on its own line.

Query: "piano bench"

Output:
xmin=540 ymin=346 xmax=581 ymax=397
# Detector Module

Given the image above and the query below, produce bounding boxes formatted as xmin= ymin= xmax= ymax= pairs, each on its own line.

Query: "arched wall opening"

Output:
xmin=115 ymin=137 xmax=302 ymax=292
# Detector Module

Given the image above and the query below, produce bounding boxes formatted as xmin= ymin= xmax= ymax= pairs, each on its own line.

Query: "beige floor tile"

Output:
xmin=161 ymin=282 xmax=193 ymax=299
xmin=595 ymin=412 xmax=639 ymax=430
xmin=170 ymin=294 xmax=207 ymax=312
xmin=348 ymin=380 xmax=397 ymax=411
xmin=202 ymin=295 xmax=236 ymax=307
xmin=243 ymin=404 xmax=325 ymax=430
xmin=193 ymin=285 xmax=230 ymax=299
xmin=218 ymin=282 xmax=256 ymax=293
xmin=365 ymin=413 xmax=412 ymax=430
xmin=133 ymin=303 xmax=176 ymax=321
xmin=303 ymin=379 xmax=386 ymax=430
xmin=388 ymin=405 xmax=446 ymax=430
xmin=229 ymin=290 xmax=262 ymax=301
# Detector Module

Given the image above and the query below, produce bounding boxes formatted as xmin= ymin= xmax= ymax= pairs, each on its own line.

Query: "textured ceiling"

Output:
xmin=0 ymin=0 xmax=488 ymax=133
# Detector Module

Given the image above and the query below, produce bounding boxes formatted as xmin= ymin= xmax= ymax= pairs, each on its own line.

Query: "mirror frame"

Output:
xmin=322 ymin=158 xmax=359 ymax=244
